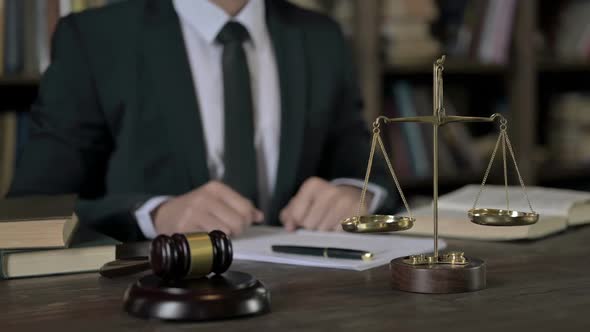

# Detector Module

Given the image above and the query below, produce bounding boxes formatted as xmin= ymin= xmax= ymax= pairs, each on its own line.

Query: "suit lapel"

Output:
xmin=266 ymin=0 xmax=308 ymax=220
xmin=141 ymin=0 xmax=209 ymax=188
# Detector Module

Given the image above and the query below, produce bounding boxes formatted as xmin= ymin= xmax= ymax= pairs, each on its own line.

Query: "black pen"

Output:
xmin=271 ymin=245 xmax=374 ymax=261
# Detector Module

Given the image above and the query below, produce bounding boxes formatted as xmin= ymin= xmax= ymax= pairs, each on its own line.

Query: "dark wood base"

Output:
xmin=390 ymin=257 xmax=486 ymax=294
xmin=123 ymin=271 xmax=270 ymax=321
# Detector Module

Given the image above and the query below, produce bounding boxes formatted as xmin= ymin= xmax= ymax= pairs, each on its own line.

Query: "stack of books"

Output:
xmin=548 ymin=93 xmax=590 ymax=166
xmin=381 ymin=0 xmax=441 ymax=66
xmin=437 ymin=0 xmax=517 ymax=65
xmin=0 ymin=195 xmax=118 ymax=279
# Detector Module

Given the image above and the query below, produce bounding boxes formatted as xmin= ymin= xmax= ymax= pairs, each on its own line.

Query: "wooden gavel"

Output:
xmin=100 ymin=230 xmax=233 ymax=280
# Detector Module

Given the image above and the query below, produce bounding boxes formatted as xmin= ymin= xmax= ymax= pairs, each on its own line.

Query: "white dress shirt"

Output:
xmin=135 ymin=0 xmax=386 ymax=239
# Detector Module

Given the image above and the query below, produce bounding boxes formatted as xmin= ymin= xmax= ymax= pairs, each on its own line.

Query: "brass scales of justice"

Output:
xmin=341 ymin=55 xmax=539 ymax=294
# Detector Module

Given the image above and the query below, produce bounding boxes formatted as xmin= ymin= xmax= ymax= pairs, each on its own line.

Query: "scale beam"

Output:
xmin=377 ymin=114 xmax=502 ymax=126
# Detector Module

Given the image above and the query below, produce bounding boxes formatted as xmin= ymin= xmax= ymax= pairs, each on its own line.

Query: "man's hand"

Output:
xmin=279 ymin=177 xmax=372 ymax=232
xmin=153 ymin=181 xmax=264 ymax=236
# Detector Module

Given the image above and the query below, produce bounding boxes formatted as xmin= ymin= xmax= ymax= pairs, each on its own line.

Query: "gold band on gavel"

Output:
xmin=186 ymin=233 xmax=213 ymax=277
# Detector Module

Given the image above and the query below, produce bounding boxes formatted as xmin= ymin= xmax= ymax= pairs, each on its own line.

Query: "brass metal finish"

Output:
xmin=468 ymin=208 xmax=539 ymax=226
xmin=341 ymin=55 xmax=539 ymax=269
xmin=470 ymin=117 xmax=539 ymax=226
xmin=361 ymin=252 xmax=374 ymax=261
xmin=186 ymin=233 xmax=213 ymax=278
xmin=403 ymin=251 xmax=468 ymax=265
xmin=341 ymin=215 xmax=414 ymax=233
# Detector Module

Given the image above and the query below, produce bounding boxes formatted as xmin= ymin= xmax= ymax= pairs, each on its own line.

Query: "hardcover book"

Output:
xmin=0 ymin=194 xmax=79 ymax=249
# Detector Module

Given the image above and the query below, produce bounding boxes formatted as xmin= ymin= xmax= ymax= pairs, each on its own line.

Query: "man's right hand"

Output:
xmin=152 ymin=181 xmax=264 ymax=236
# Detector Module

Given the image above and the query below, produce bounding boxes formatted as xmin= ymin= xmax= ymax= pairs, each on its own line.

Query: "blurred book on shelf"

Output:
xmin=0 ymin=110 xmax=29 ymax=198
xmin=381 ymin=0 xmax=441 ymax=65
xmin=383 ymin=81 xmax=485 ymax=185
xmin=538 ymin=0 xmax=590 ymax=63
xmin=430 ymin=0 xmax=517 ymax=65
xmin=553 ymin=0 xmax=590 ymax=61
xmin=0 ymin=111 xmax=17 ymax=197
xmin=383 ymin=0 xmax=518 ymax=67
xmin=1 ymin=0 xmax=121 ymax=77
xmin=548 ymin=93 xmax=590 ymax=166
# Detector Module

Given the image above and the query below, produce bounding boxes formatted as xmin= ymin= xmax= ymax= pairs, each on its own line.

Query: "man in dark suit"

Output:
xmin=9 ymin=0 xmax=394 ymax=241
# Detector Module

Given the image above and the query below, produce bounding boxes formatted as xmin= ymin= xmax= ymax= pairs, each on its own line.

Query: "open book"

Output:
xmin=403 ymin=185 xmax=590 ymax=240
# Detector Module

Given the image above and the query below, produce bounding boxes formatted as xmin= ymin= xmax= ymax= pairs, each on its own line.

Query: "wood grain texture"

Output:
xmin=390 ymin=257 xmax=485 ymax=293
xmin=124 ymin=272 xmax=270 ymax=321
xmin=2 ymin=226 xmax=590 ymax=331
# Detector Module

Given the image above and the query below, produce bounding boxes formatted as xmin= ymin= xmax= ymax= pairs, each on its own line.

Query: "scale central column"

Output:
xmin=433 ymin=120 xmax=439 ymax=258
xmin=432 ymin=59 xmax=441 ymax=259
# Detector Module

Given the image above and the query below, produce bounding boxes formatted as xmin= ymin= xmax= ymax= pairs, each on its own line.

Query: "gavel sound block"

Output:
xmin=114 ymin=231 xmax=270 ymax=321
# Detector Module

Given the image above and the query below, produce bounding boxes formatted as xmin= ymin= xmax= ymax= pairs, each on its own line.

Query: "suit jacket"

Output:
xmin=9 ymin=0 xmax=395 ymax=241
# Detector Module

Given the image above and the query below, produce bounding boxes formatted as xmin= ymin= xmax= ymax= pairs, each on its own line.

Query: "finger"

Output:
xmin=282 ymin=177 xmax=327 ymax=226
xmin=279 ymin=208 xmax=294 ymax=231
xmin=319 ymin=198 xmax=352 ymax=232
xmin=206 ymin=182 xmax=264 ymax=223
xmin=179 ymin=211 xmax=231 ymax=235
xmin=203 ymin=196 xmax=252 ymax=230
xmin=206 ymin=206 xmax=244 ymax=236
xmin=301 ymin=187 xmax=340 ymax=230
xmin=281 ymin=194 xmax=312 ymax=230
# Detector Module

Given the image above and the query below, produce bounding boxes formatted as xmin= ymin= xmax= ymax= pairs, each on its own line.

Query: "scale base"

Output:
xmin=390 ymin=256 xmax=486 ymax=294
xmin=124 ymin=271 xmax=270 ymax=321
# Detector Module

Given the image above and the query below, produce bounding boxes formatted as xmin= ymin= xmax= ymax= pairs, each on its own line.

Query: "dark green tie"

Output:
xmin=216 ymin=22 xmax=258 ymax=203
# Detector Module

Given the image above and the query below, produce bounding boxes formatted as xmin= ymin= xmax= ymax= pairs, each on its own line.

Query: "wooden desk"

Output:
xmin=2 ymin=227 xmax=590 ymax=331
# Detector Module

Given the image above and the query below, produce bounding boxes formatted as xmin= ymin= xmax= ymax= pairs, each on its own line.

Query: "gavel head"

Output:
xmin=149 ymin=230 xmax=233 ymax=280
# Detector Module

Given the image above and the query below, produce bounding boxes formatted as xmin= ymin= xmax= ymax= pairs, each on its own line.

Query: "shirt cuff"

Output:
xmin=330 ymin=178 xmax=387 ymax=214
xmin=134 ymin=196 xmax=172 ymax=239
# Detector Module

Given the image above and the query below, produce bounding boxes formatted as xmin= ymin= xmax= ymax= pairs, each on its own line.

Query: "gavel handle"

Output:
xmin=99 ymin=259 xmax=151 ymax=278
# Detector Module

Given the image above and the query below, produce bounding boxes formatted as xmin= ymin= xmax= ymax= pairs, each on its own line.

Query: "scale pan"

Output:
xmin=341 ymin=215 xmax=414 ymax=233
xmin=468 ymin=208 xmax=539 ymax=226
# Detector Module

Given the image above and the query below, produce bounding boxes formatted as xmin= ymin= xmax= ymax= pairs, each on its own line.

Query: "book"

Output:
xmin=0 ymin=0 xmax=5 ymax=76
xmin=381 ymin=0 xmax=440 ymax=65
xmin=554 ymin=1 xmax=590 ymax=60
xmin=476 ymin=0 xmax=516 ymax=64
xmin=23 ymin=0 xmax=39 ymax=75
xmin=0 ymin=195 xmax=79 ymax=249
xmin=0 ymin=111 xmax=17 ymax=198
xmin=403 ymin=185 xmax=590 ymax=241
xmin=3 ymin=0 xmax=24 ymax=74
xmin=0 ymin=228 xmax=118 ymax=279
xmin=383 ymin=98 xmax=412 ymax=179
xmin=392 ymin=82 xmax=429 ymax=178
xmin=548 ymin=93 xmax=590 ymax=165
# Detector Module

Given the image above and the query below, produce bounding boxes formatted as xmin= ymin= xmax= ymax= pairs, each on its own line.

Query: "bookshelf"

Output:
xmin=1 ymin=0 xmax=590 ymax=198
xmin=350 ymin=0 xmax=590 ymax=195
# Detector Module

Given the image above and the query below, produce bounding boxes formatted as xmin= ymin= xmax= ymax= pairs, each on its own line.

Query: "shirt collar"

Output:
xmin=172 ymin=0 xmax=267 ymax=47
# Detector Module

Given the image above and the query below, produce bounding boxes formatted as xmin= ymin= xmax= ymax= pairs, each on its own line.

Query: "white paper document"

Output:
xmin=233 ymin=226 xmax=446 ymax=271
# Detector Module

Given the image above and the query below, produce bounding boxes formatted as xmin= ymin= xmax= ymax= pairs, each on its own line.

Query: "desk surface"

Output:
xmin=2 ymin=227 xmax=590 ymax=331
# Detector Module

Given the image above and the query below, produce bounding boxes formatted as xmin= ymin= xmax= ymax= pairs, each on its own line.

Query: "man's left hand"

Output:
xmin=279 ymin=177 xmax=373 ymax=232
